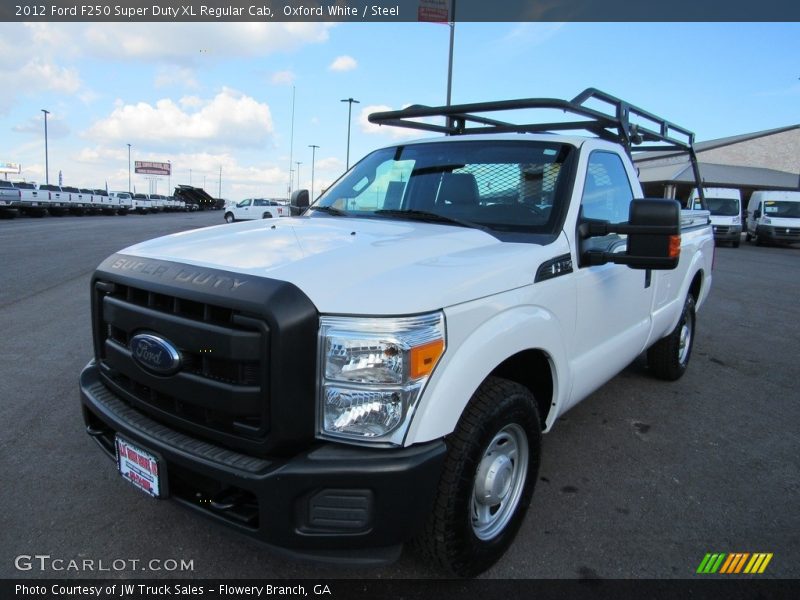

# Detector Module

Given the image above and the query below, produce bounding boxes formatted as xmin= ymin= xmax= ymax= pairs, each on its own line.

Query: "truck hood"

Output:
xmin=122 ymin=216 xmax=556 ymax=314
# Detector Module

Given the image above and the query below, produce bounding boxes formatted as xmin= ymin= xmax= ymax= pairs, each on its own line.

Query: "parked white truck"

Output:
xmin=223 ymin=197 xmax=289 ymax=222
xmin=80 ymin=89 xmax=714 ymax=577
xmin=689 ymin=187 xmax=742 ymax=247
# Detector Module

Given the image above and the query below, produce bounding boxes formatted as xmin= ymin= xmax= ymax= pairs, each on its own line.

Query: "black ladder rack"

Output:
xmin=368 ymin=87 xmax=704 ymax=199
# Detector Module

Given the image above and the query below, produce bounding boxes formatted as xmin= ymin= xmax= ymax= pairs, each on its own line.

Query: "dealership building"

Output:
xmin=634 ymin=124 xmax=800 ymax=206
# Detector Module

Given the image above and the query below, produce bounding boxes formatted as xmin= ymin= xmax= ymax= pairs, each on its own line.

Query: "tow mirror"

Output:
xmin=580 ymin=198 xmax=681 ymax=270
xmin=290 ymin=189 xmax=309 ymax=216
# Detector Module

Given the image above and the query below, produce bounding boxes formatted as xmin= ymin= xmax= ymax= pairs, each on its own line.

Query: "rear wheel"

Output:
xmin=224 ymin=212 xmax=235 ymax=223
xmin=415 ymin=376 xmax=540 ymax=577
xmin=262 ymin=212 xmax=272 ymax=219
xmin=647 ymin=295 xmax=696 ymax=381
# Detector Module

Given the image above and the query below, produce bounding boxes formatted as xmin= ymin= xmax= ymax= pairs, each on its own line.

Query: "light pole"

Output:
xmin=41 ymin=109 xmax=50 ymax=185
xmin=340 ymin=97 xmax=360 ymax=170
xmin=308 ymin=144 xmax=319 ymax=201
xmin=127 ymin=143 xmax=132 ymax=192
xmin=295 ymin=161 xmax=302 ymax=191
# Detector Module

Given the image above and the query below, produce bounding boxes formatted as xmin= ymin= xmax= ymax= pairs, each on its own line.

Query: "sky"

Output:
xmin=1 ymin=21 xmax=798 ymax=200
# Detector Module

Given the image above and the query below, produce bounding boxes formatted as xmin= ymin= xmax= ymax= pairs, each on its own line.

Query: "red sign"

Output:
xmin=418 ymin=0 xmax=450 ymax=22
xmin=135 ymin=161 xmax=171 ymax=176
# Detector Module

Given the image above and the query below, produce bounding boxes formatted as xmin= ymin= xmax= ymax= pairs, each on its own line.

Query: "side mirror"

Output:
xmin=290 ymin=189 xmax=309 ymax=216
xmin=753 ymin=209 xmax=761 ymax=219
xmin=580 ymin=198 xmax=681 ymax=270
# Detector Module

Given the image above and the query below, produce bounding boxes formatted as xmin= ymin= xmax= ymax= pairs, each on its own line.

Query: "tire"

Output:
xmin=415 ymin=376 xmax=541 ymax=577
xmin=745 ymin=232 xmax=752 ymax=242
xmin=647 ymin=295 xmax=696 ymax=381
xmin=262 ymin=212 xmax=272 ymax=219
xmin=732 ymin=239 xmax=740 ymax=248
xmin=224 ymin=212 xmax=235 ymax=223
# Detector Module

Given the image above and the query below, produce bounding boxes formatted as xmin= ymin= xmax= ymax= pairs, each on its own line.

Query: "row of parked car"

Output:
xmin=0 ymin=180 xmax=198 ymax=217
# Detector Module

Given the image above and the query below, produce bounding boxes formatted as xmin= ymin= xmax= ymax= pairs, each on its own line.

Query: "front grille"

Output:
xmin=713 ymin=226 xmax=731 ymax=234
xmin=95 ymin=281 xmax=269 ymax=447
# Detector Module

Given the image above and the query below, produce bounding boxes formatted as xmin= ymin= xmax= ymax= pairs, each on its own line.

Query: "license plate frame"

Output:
xmin=115 ymin=436 xmax=166 ymax=498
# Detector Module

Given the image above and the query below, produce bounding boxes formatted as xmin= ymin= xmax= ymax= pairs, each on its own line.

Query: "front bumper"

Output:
xmin=712 ymin=225 xmax=741 ymax=243
xmin=757 ymin=225 xmax=800 ymax=243
xmin=80 ymin=361 xmax=446 ymax=564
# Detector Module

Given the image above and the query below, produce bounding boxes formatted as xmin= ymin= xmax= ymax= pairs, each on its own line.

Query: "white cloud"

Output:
xmin=358 ymin=105 xmax=434 ymax=139
xmin=0 ymin=59 xmax=82 ymax=114
xmin=179 ymin=96 xmax=204 ymax=108
xmin=13 ymin=114 xmax=71 ymax=139
xmin=329 ymin=55 xmax=357 ymax=72
xmin=155 ymin=66 xmax=199 ymax=89
xmin=315 ymin=157 xmax=344 ymax=171
xmin=86 ymin=88 xmax=274 ymax=149
xmin=271 ymin=70 xmax=296 ymax=86
xmin=81 ymin=23 xmax=333 ymax=64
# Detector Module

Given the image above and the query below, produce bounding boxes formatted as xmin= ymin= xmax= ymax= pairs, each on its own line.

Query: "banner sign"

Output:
xmin=135 ymin=161 xmax=171 ymax=176
xmin=0 ymin=162 xmax=21 ymax=174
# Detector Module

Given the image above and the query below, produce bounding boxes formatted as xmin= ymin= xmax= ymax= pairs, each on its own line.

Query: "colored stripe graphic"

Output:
xmin=698 ymin=552 xmax=773 ymax=574
xmin=744 ymin=553 xmax=773 ymax=574
xmin=697 ymin=553 xmax=726 ymax=574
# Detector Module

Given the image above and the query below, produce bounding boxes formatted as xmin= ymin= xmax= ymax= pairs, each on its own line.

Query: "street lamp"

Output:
xmin=127 ymin=143 xmax=132 ymax=193
xmin=308 ymin=144 xmax=319 ymax=201
xmin=41 ymin=109 xmax=50 ymax=185
xmin=340 ymin=97 xmax=360 ymax=170
xmin=295 ymin=161 xmax=302 ymax=191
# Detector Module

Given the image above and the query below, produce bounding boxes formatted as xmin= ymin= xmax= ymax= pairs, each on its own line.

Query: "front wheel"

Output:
xmin=647 ymin=295 xmax=696 ymax=381
xmin=415 ymin=377 xmax=541 ymax=577
xmin=224 ymin=212 xmax=235 ymax=223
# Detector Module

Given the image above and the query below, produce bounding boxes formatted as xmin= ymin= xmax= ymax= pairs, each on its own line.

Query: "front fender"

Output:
xmin=404 ymin=295 xmax=571 ymax=445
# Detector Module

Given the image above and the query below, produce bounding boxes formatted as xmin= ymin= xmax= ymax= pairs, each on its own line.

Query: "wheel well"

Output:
xmin=489 ymin=350 xmax=553 ymax=430
xmin=689 ymin=271 xmax=703 ymax=301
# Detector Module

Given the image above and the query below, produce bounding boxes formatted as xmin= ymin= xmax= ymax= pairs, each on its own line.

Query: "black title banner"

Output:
xmin=2 ymin=0 xmax=798 ymax=22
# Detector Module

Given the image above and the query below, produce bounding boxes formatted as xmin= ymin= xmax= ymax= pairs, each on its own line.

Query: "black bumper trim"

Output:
xmin=80 ymin=362 xmax=447 ymax=559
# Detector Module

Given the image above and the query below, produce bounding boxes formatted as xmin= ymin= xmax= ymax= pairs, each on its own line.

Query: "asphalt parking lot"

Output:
xmin=1 ymin=212 xmax=798 ymax=580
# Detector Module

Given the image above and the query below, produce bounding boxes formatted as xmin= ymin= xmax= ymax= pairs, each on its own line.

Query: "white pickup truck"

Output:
xmin=0 ymin=180 xmax=21 ymax=212
xmin=223 ymin=197 xmax=289 ymax=222
xmin=80 ymin=89 xmax=713 ymax=577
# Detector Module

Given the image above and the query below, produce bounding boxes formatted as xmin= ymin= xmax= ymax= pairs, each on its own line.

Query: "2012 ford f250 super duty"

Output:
xmin=80 ymin=89 xmax=714 ymax=577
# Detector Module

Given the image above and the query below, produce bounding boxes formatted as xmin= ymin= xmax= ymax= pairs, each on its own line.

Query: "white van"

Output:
xmin=689 ymin=187 xmax=742 ymax=247
xmin=746 ymin=190 xmax=800 ymax=245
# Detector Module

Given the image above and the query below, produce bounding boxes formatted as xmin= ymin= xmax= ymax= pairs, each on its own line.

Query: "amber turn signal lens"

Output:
xmin=669 ymin=235 xmax=681 ymax=259
xmin=409 ymin=339 xmax=445 ymax=379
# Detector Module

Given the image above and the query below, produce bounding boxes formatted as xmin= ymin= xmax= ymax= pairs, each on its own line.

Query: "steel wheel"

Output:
xmin=470 ymin=423 xmax=529 ymax=541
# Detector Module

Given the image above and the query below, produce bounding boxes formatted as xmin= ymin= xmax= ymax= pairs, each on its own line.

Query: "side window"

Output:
xmin=237 ymin=199 xmax=252 ymax=208
xmin=581 ymin=151 xmax=633 ymax=225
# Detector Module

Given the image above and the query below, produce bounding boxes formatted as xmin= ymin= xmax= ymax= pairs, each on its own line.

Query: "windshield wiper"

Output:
xmin=373 ymin=209 xmax=491 ymax=232
xmin=308 ymin=205 xmax=348 ymax=216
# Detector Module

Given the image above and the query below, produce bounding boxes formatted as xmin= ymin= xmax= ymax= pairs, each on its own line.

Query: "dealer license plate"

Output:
xmin=115 ymin=436 xmax=163 ymax=498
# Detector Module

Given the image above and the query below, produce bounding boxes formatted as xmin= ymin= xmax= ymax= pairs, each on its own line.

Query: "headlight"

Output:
xmin=732 ymin=215 xmax=741 ymax=225
xmin=762 ymin=217 xmax=772 ymax=225
xmin=318 ymin=312 xmax=445 ymax=445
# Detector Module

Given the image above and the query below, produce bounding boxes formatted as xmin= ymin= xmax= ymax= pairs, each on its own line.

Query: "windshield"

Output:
xmin=313 ymin=140 xmax=574 ymax=235
xmin=706 ymin=197 xmax=739 ymax=216
xmin=763 ymin=200 xmax=800 ymax=218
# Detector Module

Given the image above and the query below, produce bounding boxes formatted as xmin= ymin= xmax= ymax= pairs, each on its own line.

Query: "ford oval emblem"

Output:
xmin=130 ymin=333 xmax=182 ymax=375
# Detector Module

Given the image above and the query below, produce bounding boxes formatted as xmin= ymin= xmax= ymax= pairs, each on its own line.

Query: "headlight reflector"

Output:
xmin=318 ymin=313 xmax=445 ymax=444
